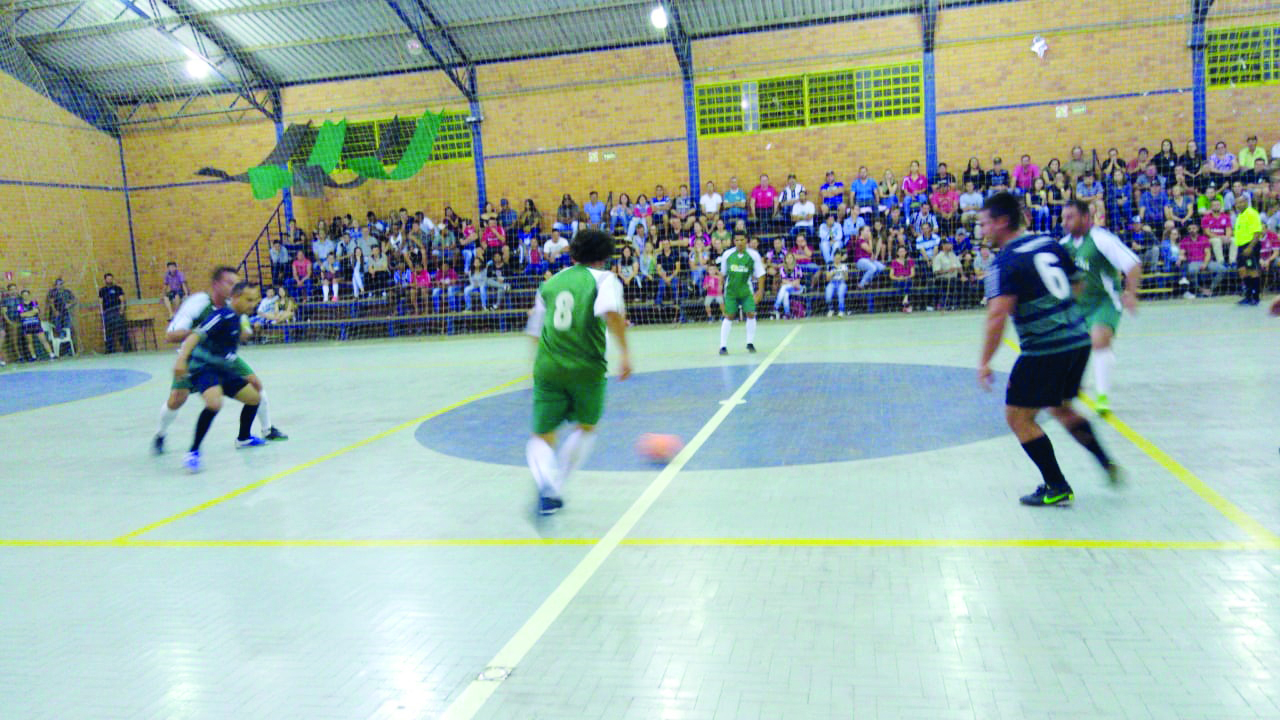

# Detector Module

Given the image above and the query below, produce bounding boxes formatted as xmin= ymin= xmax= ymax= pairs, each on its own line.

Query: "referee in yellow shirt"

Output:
xmin=1233 ymin=194 xmax=1264 ymax=306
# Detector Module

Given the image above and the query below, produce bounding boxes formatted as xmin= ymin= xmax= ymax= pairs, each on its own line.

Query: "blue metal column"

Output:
xmin=469 ymin=73 xmax=487 ymax=215
xmin=1190 ymin=0 xmax=1213 ymax=154
xmin=117 ymin=137 xmax=142 ymax=299
xmin=273 ymin=90 xmax=294 ymax=228
xmin=668 ymin=3 xmax=699 ymax=194
xmin=921 ymin=0 xmax=939 ymax=180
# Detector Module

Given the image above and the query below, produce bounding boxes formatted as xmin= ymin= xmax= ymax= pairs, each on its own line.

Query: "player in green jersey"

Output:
xmin=717 ymin=233 xmax=765 ymax=355
xmin=1059 ymin=200 xmax=1141 ymax=415
xmin=154 ymin=265 xmax=287 ymax=454
xmin=524 ymin=229 xmax=632 ymax=516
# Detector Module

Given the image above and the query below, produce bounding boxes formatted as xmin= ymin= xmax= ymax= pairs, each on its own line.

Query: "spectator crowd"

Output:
xmin=264 ymin=134 xmax=1279 ymax=320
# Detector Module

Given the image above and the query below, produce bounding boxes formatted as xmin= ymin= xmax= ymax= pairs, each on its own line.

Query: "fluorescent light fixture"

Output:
xmin=650 ymin=5 xmax=668 ymax=30
xmin=186 ymin=58 xmax=211 ymax=79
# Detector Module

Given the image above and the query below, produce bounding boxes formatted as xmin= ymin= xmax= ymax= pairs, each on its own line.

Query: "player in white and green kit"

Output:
xmin=524 ymin=229 xmax=632 ymax=516
xmin=717 ymin=233 xmax=765 ymax=355
xmin=1060 ymin=200 xmax=1141 ymax=414
xmin=154 ymin=265 xmax=287 ymax=454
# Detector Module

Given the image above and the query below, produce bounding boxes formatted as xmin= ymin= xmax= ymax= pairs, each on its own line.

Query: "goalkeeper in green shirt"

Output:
xmin=717 ymin=233 xmax=766 ymax=355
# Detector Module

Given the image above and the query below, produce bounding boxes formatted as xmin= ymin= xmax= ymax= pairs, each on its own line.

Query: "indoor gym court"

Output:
xmin=1 ymin=300 xmax=1278 ymax=720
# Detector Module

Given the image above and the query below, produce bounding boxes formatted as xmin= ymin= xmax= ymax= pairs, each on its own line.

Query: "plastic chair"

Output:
xmin=41 ymin=321 xmax=74 ymax=358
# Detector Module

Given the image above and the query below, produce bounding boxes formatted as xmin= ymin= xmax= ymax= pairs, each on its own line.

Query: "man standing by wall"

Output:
xmin=98 ymin=273 xmax=128 ymax=353
xmin=45 ymin=278 xmax=77 ymax=351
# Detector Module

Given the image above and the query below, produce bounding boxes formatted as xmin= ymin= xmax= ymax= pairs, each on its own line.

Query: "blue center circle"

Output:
xmin=0 ymin=368 xmax=151 ymax=415
xmin=416 ymin=362 xmax=1010 ymax=470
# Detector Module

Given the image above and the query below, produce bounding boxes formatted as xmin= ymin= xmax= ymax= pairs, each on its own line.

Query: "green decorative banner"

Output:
xmin=210 ymin=109 xmax=444 ymax=200
xmin=347 ymin=110 xmax=443 ymax=181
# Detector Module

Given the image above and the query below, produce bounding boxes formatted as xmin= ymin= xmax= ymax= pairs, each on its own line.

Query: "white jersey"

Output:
xmin=167 ymin=292 xmax=213 ymax=335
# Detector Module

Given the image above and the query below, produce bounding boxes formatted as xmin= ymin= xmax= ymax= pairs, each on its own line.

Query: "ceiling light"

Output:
xmin=186 ymin=58 xmax=211 ymax=79
xmin=650 ymin=5 xmax=668 ymax=30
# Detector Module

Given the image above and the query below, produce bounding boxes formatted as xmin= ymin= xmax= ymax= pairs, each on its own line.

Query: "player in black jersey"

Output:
xmin=173 ymin=282 xmax=263 ymax=473
xmin=977 ymin=193 xmax=1119 ymax=506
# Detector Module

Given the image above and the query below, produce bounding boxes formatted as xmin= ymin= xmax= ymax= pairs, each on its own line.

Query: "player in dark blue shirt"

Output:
xmin=977 ymin=192 xmax=1119 ymax=507
xmin=173 ymin=282 xmax=264 ymax=473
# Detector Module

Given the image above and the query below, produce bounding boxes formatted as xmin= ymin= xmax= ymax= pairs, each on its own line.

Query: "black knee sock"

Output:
xmin=239 ymin=404 xmax=260 ymax=441
xmin=1020 ymin=434 xmax=1069 ymax=489
xmin=192 ymin=408 xmax=217 ymax=452
xmin=1247 ymin=276 xmax=1260 ymax=300
xmin=1064 ymin=418 xmax=1112 ymax=469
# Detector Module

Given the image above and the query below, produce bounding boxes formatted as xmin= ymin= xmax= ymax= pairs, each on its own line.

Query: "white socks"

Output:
xmin=720 ymin=318 xmax=732 ymax=348
xmin=257 ymin=390 xmax=271 ymax=434
xmin=1093 ymin=346 xmax=1115 ymax=396
xmin=527 ymin=436 xmax=560 ymax=496
xmin=745 ymin=317 xmax=757 ymax=344
xmin=157 ymin=403 xmax=180 ymax=437
xmin=556 ymin=428 xmax=596 ymax=488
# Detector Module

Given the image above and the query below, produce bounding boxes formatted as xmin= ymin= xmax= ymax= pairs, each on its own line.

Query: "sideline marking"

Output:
xmin=999 ymin=338 xmax=1279 ymax=547
xmin=113 ymin=374 xmax=530 ymax=542
xmin=437 ymin=326 xmax=802 ymax=720
xmin=0 ymin=537 xmax=1268 ymax=550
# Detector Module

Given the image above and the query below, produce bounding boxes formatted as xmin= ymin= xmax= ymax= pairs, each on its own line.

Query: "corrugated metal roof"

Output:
xmin=4 ymin=0 xmax=935 ymax=106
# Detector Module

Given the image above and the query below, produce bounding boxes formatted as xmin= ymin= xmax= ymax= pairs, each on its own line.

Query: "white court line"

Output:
xmin=439 ymin=325 xmax=802 ymax=720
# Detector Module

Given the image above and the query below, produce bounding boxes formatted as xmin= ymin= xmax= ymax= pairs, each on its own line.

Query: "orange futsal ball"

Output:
xmin=635 ymin=433 xmax=684 ymax=464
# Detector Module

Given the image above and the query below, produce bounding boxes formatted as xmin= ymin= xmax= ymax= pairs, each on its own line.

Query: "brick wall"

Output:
xmin=105 ymin=0 xmax=1279 ymax=290
xmin=0 ymin=72 xmax=129 ymax=355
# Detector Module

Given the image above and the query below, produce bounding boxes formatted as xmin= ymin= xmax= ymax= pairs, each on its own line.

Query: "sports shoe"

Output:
xmin=1020 ymin=484 xmax=1073 ymax=506
xmin=1238 ymin=296 xmax=1254 ymax=306
xmin=1183 ymin=291 xmax=1196 ymax=300
xmin=746 ymin=343 xmax=757 ymax=353
xmin=1094 ymin=394 xmax=1110 ymax=416
xmin=719 ymin=347 xmax=728 ymax=356
xmin=265 ymin=426 xmax=289 ymax=441
xmin=538 ymin=495 xmax=563 ymax=516
xmin=184 ymin=450 xmax=201 ymax=474
xmin=152 ymin=434 xmax=165 ymax=456
xmin=235 ymin=436 xmax=267 ymax=449
xmin=1106 ymin=463 xmax=1123 ymax=486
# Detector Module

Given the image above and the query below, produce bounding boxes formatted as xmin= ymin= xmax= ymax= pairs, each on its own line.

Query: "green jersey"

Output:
xmin=168 ymin=292 xmax=217 ymax=335
xmin=527 ymin=264 xmax=624 ymax=380
xmin=719 ymin=247 xmax=765 ymax=295
xmin=1060 ymin=227 xmax=1138 ymax=312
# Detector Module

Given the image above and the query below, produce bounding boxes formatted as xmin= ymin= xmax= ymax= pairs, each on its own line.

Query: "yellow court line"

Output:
xmin=0 ymin=536 xmax=1268 ymax=551
xmin=999 ymin=338 xmax=1280 ymax=548
xmin=112 ymin=373 xmax=531 ymax=543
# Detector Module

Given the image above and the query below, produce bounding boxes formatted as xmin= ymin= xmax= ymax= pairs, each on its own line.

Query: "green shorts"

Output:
xmin=172 ymin=355 xmax=254 ymax=391
xmin=532 ymin=372 xmax=606 ymax=435
xmin=1080 ymin=299 xmax=1121 ymax=334
xmin=723 ymin=289 xmax=756 ymax=318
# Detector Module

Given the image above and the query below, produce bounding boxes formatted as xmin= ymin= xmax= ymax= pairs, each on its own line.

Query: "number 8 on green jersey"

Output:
xmin=526 ymin=264 xmax=625 ymax=434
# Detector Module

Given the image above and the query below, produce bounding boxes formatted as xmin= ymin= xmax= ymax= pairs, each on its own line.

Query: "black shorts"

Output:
xmin=1238 ymin=241 xmax=1259 ymax=270
xmin=191 ymin=365 xmax=249 ymax=396
xmin=1006 ymin=345 xmax=1091 ymax=409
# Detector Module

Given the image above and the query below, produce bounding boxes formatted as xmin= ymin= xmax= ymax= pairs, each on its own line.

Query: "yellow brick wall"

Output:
xmin=109 ymin=0 xmax=1278 ymax=297
xmin=122 ymin=103 xmax=281 ymax=296
xmin=0 ymin=72 xmax=129 ymax=355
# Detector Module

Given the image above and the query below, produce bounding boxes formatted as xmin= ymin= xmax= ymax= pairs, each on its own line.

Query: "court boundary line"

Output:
xmin=999 ymin=338 xmax=1280 ymax=546
xmin=437 ymin=325 xmax=803 ymax=720
xmin=0 ymin=537 xmax=1271 ymax=550
xmin=112 ymin=374 xmax=531 ymax=542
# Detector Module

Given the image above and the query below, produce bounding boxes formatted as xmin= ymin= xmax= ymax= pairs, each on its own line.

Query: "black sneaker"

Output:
xmin=265 ymin=427 xmax=289 ymax=441
xmin=719 ymin=347 xmax=728 ymax=356
xmin=538 ymin=495 xmax=563 ymax=516
xmin=1106 ymin=463 xmax=1123 ymax=487
xmin=746 ymin=343 xmax=757 ymax=353
xmin=1020 ymin=484 xmax=1074 ymax=507
xmin=152 ymin=434 xmax=165 ymax=455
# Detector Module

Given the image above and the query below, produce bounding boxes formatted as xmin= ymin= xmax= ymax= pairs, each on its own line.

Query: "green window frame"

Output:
xmin=429 ymin=112 xmax=473 ymax=162
xmin=854 ymin=62 xmax=923 ymax=122
xmin=758 ymin=76 xmax=806 ymax=131
xmin=695 ymin=82 xmax=746 ymax=136
xmin=694 ymin=61 xmax=921 ymax=136
xmin=807 ymin=69 xmax=859 ymax=126
xmin=1206 ymin=25 xmax=1280 ymax=87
